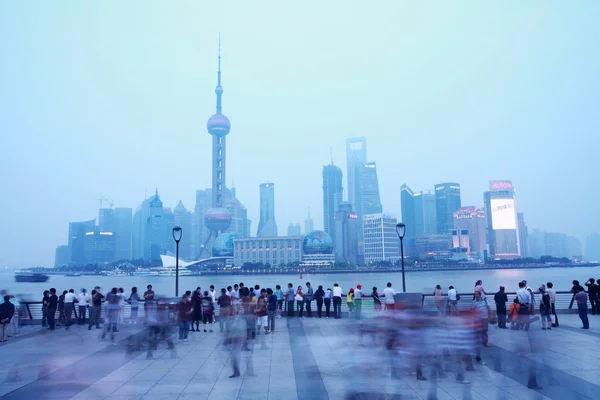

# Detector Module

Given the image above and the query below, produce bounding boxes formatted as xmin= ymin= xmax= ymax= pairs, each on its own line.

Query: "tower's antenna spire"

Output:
xmin=215 ymin=34 xmax=223 ymax=114
xmin=330 ymin=146 xmax=333 ymax=164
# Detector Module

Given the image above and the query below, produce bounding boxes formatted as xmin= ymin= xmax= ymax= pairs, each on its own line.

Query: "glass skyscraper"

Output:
xmin=257 ymin=183 xmax=277 ymax=237
xmin=346 ymin=137 xmax=367 ymax=207
xmin=483 ymin=180 xmax=520 ymax=259
xmin=322 ymin=164 xmax=343 ymax=238
xmin=435 ymin=182 xmax=461 ymax=234
xmin=400 ymin=184 xmax=416 ymax=238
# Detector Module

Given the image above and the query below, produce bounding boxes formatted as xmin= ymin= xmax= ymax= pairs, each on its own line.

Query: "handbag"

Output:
xmin=295 ymin=294 xmax=303 ymax=302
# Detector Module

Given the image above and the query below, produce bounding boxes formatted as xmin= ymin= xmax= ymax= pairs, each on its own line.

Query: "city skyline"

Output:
xmin=1 ymin=2 xmax=599 ymax=267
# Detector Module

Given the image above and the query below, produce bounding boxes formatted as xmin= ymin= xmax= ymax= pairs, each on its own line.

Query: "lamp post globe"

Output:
xmin=172 ymin=226 xmax=182 ymax=296
xmin=395 ymin=223 xmax=406 ymax=293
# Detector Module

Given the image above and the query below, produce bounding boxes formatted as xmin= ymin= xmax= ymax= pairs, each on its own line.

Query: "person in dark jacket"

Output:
xmin=0 ymin=296 xmax=16 ymax=342
xmin=494 ymin=286 xmax=508 ymax=329
xmin=47 ymin=288 xmax=58 ymax=330
xmin=314 ymin=286 xmax=325 ymax=318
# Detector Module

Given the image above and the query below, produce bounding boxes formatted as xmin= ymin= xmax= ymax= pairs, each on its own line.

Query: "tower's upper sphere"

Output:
xmin=204 ymin=207 xmax=232 ymax=232
xmin=207 ymin=113 xmax=231 ymax=136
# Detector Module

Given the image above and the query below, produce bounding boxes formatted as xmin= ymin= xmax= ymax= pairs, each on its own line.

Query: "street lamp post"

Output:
xmin=172 ymin=226 xmax=182 ymax=297
xmin=395 ymin=222 xmax=406 ymax=293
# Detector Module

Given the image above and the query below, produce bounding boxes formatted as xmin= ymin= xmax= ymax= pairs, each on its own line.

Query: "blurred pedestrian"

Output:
xmin=434 ymin=285 xmax=443 ymax=313
xmin=546 ymin=282 xmax=558 ymax=327
xmin=77 ymin=289 xmax=90 ymax=325
xmin=218 ymin=288 xmax=231 ymax=333
xmin=575 ymin=286 xmax=589 ymax=329
xmin=57 ymin=290 xmax=67 ymax=326
xmin=286 ymin=283 xmax=295 ymax=317
xmin=88 ymin=287 xmax=104 ymax=330
xmin=202 ymin=291 xmax=215 ymax=332
xmin=274 ymin=285 xmax=283 ymax=318
xmin=295 ymin=286 xmax=304 ymax=317
xmin=333 ymin=283 xmax=343 ymax=319
xmin=494 ymin=286 xmax=508 ymax=329
xmin=305 ymin=282 xmax=314 ymax=317
xmin=585 ymin=279 xmax=598 ymax=315
xmin=64 ymin=289 xmax=76 ymax=329
xmin=471 ymin=291 xmax=491 ymax=354
xmin=178 ymin=291 xmax=193 ymax=342
xmin=314 ymin=285 xmax=325 ymax=318
xmin=191 ymin=287 xmax=202 ymax=331
xmin=101 ymin=288 xmax=119 ymax=343
xmin=372 ymin=287 xmax=382 ymax=312
xmin=539 ymin=286 xmax=552 ymax=330
xmin=0 ymin=295 xmax=15 ymax=342
xmin=346 ymin=288 xmax=355 ymax=319
xmin=324 ymin=288 xmax=332 ymax=318
xmin=354 ymin=284 xmax=363 ymax=319
xmin=267 ymin=288 xmax=277 ymax=332
xmin=41 ymin=290 xmax=49 ymax=327
xmin=128 ymin=287 xmax=140 ymax=324
xmin=383 ymin=282 xmax=396 ymax=312
xmin=47 ymin=288 xmax=58 ymax=331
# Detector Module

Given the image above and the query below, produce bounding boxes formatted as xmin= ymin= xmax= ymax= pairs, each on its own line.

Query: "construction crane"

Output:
xmin=96 ymin=194 xmax=114 ymax=209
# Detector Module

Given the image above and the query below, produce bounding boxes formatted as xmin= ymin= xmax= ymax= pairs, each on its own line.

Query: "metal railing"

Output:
xmin=15 ymin=291 xmax=578 ymax=324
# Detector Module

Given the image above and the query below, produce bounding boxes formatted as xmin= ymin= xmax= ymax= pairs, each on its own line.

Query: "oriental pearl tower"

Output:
xmin=203 ymin=41 xmax=232 ymax=255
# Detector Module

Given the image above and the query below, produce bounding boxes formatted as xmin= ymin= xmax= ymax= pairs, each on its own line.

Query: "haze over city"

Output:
xmin=1 ymin=1 xmax=599 ymax=268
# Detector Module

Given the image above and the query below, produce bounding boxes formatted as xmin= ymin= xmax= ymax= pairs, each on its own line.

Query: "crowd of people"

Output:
xmin=1 ymin=276 xmax=597 ymax=387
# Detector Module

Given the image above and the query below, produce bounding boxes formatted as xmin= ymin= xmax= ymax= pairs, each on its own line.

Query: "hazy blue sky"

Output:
xmin=1 ymin=1 xmax=598 ymax=268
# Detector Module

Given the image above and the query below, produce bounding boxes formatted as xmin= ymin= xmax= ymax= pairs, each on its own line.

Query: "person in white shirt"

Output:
xmin=546 ymin=282 xmax=558 ymax=327
xmin=516 ymin=281 xmax=531 ymax=328
xmin=382 ymin=282 xmax=397 ymax=311
xmin=77 ymin=289 xmax=90 ymax=325
xmin=63 ymin=289 xmax=77 ymax=329
xmin=447 ymin=286 xmax=458 ymax=316
xmin=209 ymin=286 xmax=216 ymax=322
xmin=354 ymin=284 xmax=363 ymax=319
xmin=118 ymin=288 xmax=126 ymax=324
xmin=332 ymin=284 xmax=343 ymax=319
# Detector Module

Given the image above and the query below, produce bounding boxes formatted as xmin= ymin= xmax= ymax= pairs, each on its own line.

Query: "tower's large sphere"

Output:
xmin=303 ymin=230 xmax=333 ymax=255
xmin=212 ymin=232 xmax=241 ymax=257
xmin=207 ymin=114 xmax=231 ymax=136
xmin=205 ymin=207 xmax=232 ymax=232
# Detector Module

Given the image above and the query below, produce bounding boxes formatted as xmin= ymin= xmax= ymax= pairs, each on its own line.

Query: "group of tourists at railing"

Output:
xmin=0 ymin=275 xmax=598 ymax=349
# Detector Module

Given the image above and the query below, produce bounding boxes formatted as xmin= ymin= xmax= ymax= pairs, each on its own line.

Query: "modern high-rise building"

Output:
xmin=543 ymin=232 xmax=569 ymax=258
xmin=568 ymin=236 xmax=582 ymax=258
xmin=287 ymin=223 xmax=302 ymax=236
xmin=83 ymin=230 xmax=117 ymax=265
xmin=224 ymin=187 xmax=250 ymax=238
xmin=584 ymin=233 xmax=600 ymax=261
xmin=164 ymin=207 xmax=176 ymax=255
xmin=435 ymin=183 xmax=461 ymax=234
xmin=132 ymin=191 xmax=166 ymax=264
xmin=355 ymin=162 xmax=383 ymax=217
xmin=322 ymin=164 xmax=343 ymax=238
xmin=257 ymin=183 xmax=277 ymax=237
xmin=363 ymin=213 xmax=399 ymax=263
xmin=333 ymin=202 xmax=360 ymax=264
xmin=528 ymin=229 xmax=545 ymax=258
xmin=114 ymin=207 xmax=132 ymax=261
xmin=305 ymin=210 xmax=314 ymax=235
xmin=400 ymin=184 xmax=416 ymax=238
xmin=68 ymin=219 xmax=96 ymax=266
xmin=414 ymin=190 xmax=437 ymax=235
xmin=517 ymin=213 xmax=529 ymax=258
xmin=99 ymin=208 xmax=118 ymax=233
xmin=483 ymin=180 xmax=520 ymax=259
xmin=453 ymin=206 xmax=486 ymax=255
xmin=54 ymin=245 xmax=69 ymax=268
xmin=346 ymin=137 xmax=367 ymax=207
xmin=173 ymin=201 xmax=193 ymax=260
xmin=203 ymin=43 xmax=233 ymax=256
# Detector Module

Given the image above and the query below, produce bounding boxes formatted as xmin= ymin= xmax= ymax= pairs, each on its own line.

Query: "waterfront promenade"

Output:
xmin=0 ymin=313 xmax=598 ymax=400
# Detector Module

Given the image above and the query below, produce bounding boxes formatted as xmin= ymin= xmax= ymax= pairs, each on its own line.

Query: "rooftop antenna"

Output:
xmin=330 ymin=146 xmax=334 ymax=164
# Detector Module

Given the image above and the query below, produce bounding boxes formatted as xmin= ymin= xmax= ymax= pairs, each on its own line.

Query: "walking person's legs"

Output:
xmin=316 ymin=299 xmax=323 ymax=318
xmin=325 ymin=299 xmax=331 ymax=317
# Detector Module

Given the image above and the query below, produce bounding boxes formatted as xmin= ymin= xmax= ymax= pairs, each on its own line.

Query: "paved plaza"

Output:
xmin=0 ymin=314 xmax=598 ymax=400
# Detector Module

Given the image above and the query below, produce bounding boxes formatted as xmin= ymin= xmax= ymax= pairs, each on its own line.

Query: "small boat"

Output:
xmin=65 ymin=273 xmax=81 ymax=277
xmin=15 ymin=272 xmax=49 ymax=283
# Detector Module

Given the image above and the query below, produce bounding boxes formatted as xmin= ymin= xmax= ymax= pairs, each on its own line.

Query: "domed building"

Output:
xmin=302 ymin=230 xmax=335 ymax=266
xmin=212 ymin=232 xmax=241 ymax=257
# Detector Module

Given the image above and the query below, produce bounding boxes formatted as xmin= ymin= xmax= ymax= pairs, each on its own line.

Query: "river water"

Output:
xmin=3 ymin=267 xmax=600 ymax=300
